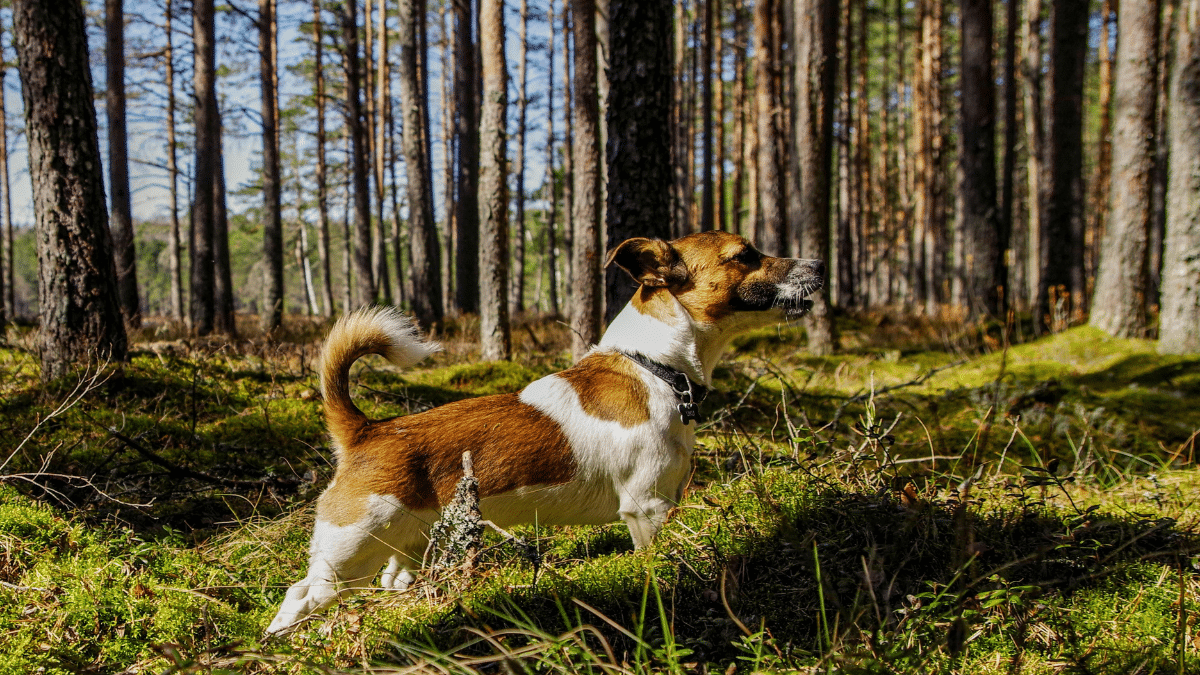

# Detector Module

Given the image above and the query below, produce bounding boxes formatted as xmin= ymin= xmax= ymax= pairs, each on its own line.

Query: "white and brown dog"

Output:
xmin=267 ymin=231 xmax=824 ymax=634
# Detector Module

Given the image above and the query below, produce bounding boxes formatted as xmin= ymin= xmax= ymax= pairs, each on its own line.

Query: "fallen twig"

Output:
xmin=106 ymin=428 xmax=298 ymax=489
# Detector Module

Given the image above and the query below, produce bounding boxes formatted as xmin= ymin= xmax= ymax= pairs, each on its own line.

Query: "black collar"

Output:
xmin=619 ymin=351 xmax=709 ymax=425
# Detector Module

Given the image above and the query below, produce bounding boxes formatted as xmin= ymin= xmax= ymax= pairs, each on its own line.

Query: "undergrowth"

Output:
xmin=0 ymin=312 xmax=1198 ymax=674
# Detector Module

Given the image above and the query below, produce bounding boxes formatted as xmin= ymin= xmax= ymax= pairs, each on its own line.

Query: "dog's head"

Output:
xmin=606 ymin=232 xmax=825 ymax=329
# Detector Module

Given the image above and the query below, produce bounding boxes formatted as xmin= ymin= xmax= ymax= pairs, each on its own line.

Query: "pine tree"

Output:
xmin=13 ymin=0 xmax=128 ymax=377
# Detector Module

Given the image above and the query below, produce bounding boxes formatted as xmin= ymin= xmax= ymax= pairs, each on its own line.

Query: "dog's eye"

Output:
xmin=730 ymin=248 xmax=761 ymax=266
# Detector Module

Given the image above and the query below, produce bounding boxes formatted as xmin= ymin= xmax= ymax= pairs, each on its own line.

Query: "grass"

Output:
xmin=0 ymin=311 xmax=1198 ymax=674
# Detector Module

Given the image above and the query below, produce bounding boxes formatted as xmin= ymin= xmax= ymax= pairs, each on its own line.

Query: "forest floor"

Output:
xmin=1 ymin=312 xmax=1199 ymax=674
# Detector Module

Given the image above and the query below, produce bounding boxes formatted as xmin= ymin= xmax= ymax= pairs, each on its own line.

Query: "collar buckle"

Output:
xmin=619 ymin=351 xmax=710 ymax=426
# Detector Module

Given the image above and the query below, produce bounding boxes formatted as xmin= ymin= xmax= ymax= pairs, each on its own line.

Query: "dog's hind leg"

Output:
xmin=267 ymin=498 xmax=430 ymax=634
xmin=379 ymin=511 xmax=434 ymax=590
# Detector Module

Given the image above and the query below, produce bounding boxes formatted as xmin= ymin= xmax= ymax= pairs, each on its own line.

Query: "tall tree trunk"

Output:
xmin=341 ymin=131 xmax=354 ymax=312
xmin=956 ymin=0 xmax=1000 ymax=317
xmin=401 ymin=0 xmax=443 ymax=327
xmin=1092 ymin=0 xmax=1161 ymax=337
xmin=191 ymin=0 xmax=217 ymax=335
xmin=163 ymin=0 xmax=184 ymax=321
xmin=893 ymin=0 xmax=912 ymax=307
xmin=672 ymin=0 xmax=691 ymax=236
xmin=838 ymin=0 xmax=855 ymax=306
xmin=453 ymin=0 xmax=479 ymax=314
xmin=13 ymin=0 xmax=127 ymax=377
xmin=1158 ymin=0 xmax=1200 ymax=354
xmin=999 ymin=0 xmax=1019 ymax=311
xmin=312 ymin=0 xmax=334 ymax=316
xmin=1037 ymin=0 xmax=1088 ymax=331
xmin=546 ymin=0 xmax=560 ymax=317
xmin=731 ymin=0 xmax=747 ymax=235
xmin=0 ymin=13 xmax=10 ymax=322
xmin=716 ymin=0 xmax=727 ymax=233
xmin=562 ymin=0 xmax=576 ymax=300
xmin=571 ymin=0 xmax=602 ymax=359
xmin=478 ymin=0 xmax=511 ymax=359
xmin=342 ymin=0 xmax=376 ymax=307
xmin=793 ymin=0 xmax=837 ymax=354
xmin=853 ymin=0 xmax=869 ymax=306
xmin=700 ymin=0 xmax=715 ymax=231
xmin=512 ymin=0 xmax=529 ymax=314
xmin=605 ymin=0 xmax=672 ymax=323
xmin=919 ymin=0 xmax=946 ymax=315
xmin=439 ymin=1 xmax=456 ymax=312
xmin=213 ymin=128 xmax=236 ymax=336
xmin=260 ymin=0 xmax=284 ymax=331
xmin=294 ymin=141 xmax=319 ymax=315
xmin=1023 ymin=0 xmax=1044 ymax=310
xmin=1087 ymin=0 xmax=1116 ymax=296
xmin=373 ymin=0 xmax=394 ymax=306
xmin=1150 ymin=0 xmax=1174 ymax=308
xmin=106 ymin=0 xmax=140 ymax=327
xmin=754 ymin=0 xmax=783 ymax=255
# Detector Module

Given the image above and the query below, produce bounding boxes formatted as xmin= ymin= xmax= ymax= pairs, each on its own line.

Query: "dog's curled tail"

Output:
xmin=321 ymin=307 xmax=441 ymax=453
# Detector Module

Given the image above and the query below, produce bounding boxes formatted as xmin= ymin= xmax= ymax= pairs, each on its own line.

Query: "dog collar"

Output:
xmin=618 ymin=351 xmax=710 ymax=425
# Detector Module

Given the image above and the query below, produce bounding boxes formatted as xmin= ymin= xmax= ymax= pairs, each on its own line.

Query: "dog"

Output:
xmin=266 ymin=231 xmax=824 ymax=634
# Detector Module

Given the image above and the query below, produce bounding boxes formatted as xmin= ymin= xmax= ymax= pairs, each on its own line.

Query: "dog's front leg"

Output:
xmin=618 ymin=492 xmax=675 ymax=549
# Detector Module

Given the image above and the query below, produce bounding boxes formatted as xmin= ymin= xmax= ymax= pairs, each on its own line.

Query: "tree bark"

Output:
xmin=400 ymin=0 xmax=443 ymax=327
xmin=1150 ymin=2 xmax=1174 ymax=308
xmin=1036 ymin=0 xmax=1088 ymax=331
xmin=1159 ymin=0 xmax=1200 ymax=354
xmin=792 ymin=0 xmax=837 ymax=353
xmin=454 ymin=0 xmax=480 ymax=314
xmin=106 ymin=0 xmax=140 ymax=327
xmin=546 ymin=0 xmax=561 ymax=316
xmin=373 ymin=0 xmax=394 ymax=306
xmin=672 ymin=0 xmax=691 ymax=237
xmin=1091 ymin=0 xmax=1160 ymax=338
xmin=605 ymin=0 xmax=672 ymax=323
xmin=312 ymin=0 xmax=334 ymax=316
xmin=213 ymin=128 xmax=236 ymax=336
xmin=700 ymin=0 xmax=715 ymax=231
xmin=838 ymin=0 xmax=856 ymax=306
xmin=731 ymin=0 xmax=747 ymax=236
xmin=259 ymin=0 xmax=283 ymax=331
xmin=1087 ymin=0 xmax=1116 ymax=295
xmin=562 ymin=2 xmax=576 ymax=299
xmin=13 ymin=0 xmax=128 ymax=378
xmin=512 ymin=0 xmax=529 ymax=314
xmin=1023 ymin=0 xmax=1044 ymax=310
xmin=571 ymin=0 xmax=602 ymax=359
xmin=191 ymin=0 xmax=217 ymax=335
xmin=999 ymin=0 xmax=1019 ymax=311
xmin=955 ymin=0 xmax=1000 ymax=317
xmin=478 ymin=0 xmax=511 ymax=360
xmin=439 ymin=0 xmax=456 ymax=311
xmin=754 ymin=0 xmax=783 ymax=255
xmin=164 ymin=0 xmax=184 ymax=321
xmin=342 ymin=0 xmax=376 ymax=308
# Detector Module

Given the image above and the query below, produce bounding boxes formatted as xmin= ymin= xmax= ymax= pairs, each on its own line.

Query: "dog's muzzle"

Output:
xmin=777 ymin=259 xmax=824 ymax=318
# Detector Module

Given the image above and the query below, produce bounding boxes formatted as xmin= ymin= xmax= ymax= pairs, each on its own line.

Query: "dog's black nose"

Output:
xmin=797 ymin=258 xmax=825 ymax=281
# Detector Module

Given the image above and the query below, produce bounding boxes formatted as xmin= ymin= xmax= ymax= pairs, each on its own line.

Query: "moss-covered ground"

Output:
xmin=1 ymin=313 xmax=1198 ymax=674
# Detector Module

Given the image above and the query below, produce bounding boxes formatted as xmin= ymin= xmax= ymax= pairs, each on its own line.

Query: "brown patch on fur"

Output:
xmin=317 ymin=394 xmax=577 ymax=526
xmin=556 ymin=352 xmax=650 ymax=427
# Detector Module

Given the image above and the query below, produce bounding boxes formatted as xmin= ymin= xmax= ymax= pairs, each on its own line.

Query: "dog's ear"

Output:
xmin=604 ymin=238 xmax=688 ymax=288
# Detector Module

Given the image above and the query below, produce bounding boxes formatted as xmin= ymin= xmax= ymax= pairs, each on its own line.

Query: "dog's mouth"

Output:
xmin=783 ymin=298 xmax=815 ymax=319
